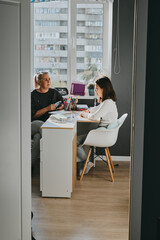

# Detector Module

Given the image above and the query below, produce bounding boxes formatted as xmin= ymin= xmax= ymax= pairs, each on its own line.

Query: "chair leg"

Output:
xmin=80 ymin=147 xmax=92 ymax=181
xmin=107 ymin=147 xmax=115 ymax=173
xmin=105 ymin=148 xmax=114 ymax=182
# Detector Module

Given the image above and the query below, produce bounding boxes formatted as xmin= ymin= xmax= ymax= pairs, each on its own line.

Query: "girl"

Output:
xmin=80 ymin=76 xmax=118 ymax=125
xmin=77 ymin=76 xmax=118 ymax=176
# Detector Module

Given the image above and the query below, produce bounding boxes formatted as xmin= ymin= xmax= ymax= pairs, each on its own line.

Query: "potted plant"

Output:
xmin=87 ymin=82 xmax=95 ymax=96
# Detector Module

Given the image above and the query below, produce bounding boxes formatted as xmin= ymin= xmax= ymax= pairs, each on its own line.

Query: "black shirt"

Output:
xmin=31 ymin=88 xmax=63 ymax=122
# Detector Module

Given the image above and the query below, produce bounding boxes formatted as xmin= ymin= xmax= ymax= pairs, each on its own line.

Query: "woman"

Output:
xmin=77 ymin=76 xmax=118 ymax=176
xmin=80 ymin=76 xmax=118 ymax=125
xmin=31 ymin=71 xmax=64 ymax=122
xmin=31 ymin=71 xmax=64 ymax=167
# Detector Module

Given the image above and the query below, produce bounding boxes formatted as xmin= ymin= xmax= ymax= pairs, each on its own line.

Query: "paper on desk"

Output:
xmin=49 ymin=110 xmax=96 ymax=122
xmin=76 ymin=116 xmax=91 ymax=121
xmin=72 ymin=111 xmax=99 ymax=122
xmin=49 ymin=110 xmax=65 ymax=114
xmin=49 ymin=110 xmax=75 ymax=115
xmin=50 ymin=114 xmax=68 ymax=121
xmin=47 ymin=116 xmax=75 ymax=128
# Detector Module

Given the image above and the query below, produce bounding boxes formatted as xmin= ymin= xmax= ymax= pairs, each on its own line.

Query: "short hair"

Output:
xmin=96 ymin=76 xmax=117 ymax=102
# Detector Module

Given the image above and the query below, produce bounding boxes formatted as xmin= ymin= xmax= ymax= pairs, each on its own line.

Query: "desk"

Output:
xmin=40 ymin=112 xmax=98 ymax=198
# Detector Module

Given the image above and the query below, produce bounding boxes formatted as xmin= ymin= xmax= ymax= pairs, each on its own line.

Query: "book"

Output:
xmin=76 ymin=104 xmax=88 ymax=111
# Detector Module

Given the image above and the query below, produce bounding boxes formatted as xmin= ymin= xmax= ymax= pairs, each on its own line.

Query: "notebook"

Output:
xmin=76 ymin=104 xmax=88 ymax=111
xmin=70 ymin=82 xmax=85 ymax=96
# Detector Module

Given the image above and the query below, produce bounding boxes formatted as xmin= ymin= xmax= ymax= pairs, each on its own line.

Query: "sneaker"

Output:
xmin=32 ymin=235 xmax=36 ymax=240
xmin=77 ymin=161 xmax=85 ymax=177
xmin=31 ymin=211 xmax=33 ymax=220
xmin=84 ymin=162 xmax=94 ymax=174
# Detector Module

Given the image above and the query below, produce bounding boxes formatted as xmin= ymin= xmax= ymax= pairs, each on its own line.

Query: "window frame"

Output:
xmin=31 ymin=0 xmax=114 ymax=91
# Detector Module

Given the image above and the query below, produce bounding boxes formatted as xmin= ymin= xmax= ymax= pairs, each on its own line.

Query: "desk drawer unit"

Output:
xmin=40 ymin=138 xmax=43 ymax=191
xmin=40 ymin=126 xmax=76 ymax=198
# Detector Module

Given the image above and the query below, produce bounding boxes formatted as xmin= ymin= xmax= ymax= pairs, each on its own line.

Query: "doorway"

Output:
xmin=31 ymin=0 xmax=133 ymax=239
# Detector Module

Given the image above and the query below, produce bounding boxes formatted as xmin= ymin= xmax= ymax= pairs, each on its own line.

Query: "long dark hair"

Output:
xmin=96 ymin=76 xmax=117 ymax=102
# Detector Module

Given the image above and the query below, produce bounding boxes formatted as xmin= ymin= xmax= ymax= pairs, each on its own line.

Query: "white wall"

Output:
xmin=0 ymin=1 xmax=31 ymax=239
xmin=0 ymin=3 xmax=21 ymax=239
xmin=20 ymin=1 xmax=31 ymax=239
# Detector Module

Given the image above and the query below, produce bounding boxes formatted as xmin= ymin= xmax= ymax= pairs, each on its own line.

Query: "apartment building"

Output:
xmin=33 ymin=1 xmax=104 ymax=87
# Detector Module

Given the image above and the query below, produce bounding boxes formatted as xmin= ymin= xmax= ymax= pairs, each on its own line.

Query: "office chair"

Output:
xmin=80 ymin=113 xmax=128 ymax=182
xmin=55 ymin=87 xmax=68 ymax=96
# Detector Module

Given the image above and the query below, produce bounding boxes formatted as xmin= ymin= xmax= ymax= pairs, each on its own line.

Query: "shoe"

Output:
xmin=31 ymin=211 xmax=33 ymax=220
xmin=77 ymin=161 xmax=85 ymax=177
xmin=84 ymin=162 xmax=94 ymax=174
xmin=32 ymin=235 xmax=36 ymax=240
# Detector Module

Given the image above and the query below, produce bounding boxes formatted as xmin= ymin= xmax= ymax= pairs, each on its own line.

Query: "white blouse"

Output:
xmin=81 ymin=99 xmax=118 ymax=127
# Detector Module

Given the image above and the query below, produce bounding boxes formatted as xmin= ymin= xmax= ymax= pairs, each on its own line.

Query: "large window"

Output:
xmin=33 ymin=0 xmax=68 ymax=88
xmin=76 ymin=4 xmax=103 ymax=83
xmin=32 ymin=0 xmax=113 ymax=90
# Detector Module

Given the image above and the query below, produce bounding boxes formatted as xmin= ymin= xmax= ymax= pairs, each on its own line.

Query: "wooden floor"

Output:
xmin=32 ymin=161 xmax=130 ymax=240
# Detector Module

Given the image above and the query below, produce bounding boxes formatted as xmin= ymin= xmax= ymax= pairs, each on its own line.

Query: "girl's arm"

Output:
xmin=80 ymin=104 xmax=100 ymax=117
xmin=89 ymin=106 xmax=98 ymax=113
xmin=81 ymin=101 xmax=109 ymax=120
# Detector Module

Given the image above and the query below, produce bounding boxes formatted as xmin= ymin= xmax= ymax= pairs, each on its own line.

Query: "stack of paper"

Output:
xmin=50 ymin=114 xmax=67 ymax=122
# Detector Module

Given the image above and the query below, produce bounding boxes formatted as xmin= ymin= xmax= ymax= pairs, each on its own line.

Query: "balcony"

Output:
xmin=34 ymin=50 xmax=67 ymax=57
xmin=34 ymin=62 xmax=68 ymax=69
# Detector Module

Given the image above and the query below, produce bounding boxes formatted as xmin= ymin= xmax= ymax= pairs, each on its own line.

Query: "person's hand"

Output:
xmin=80 ymin=109 xmax=90 ymax=118
xmin=57 ymin=103 xmax=64 ymax=110
xmin=48 ymin=104 xmax=56 ymax=111
xmin=80 ymin=112 xmax=85 ymax=117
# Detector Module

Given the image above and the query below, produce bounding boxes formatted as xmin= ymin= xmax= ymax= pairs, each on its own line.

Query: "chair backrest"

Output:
xmin=117 ymin=113 xmax=128 ymax=128
xmin=107 ymin=113 xmax=128 ymax=130
xmin=83 ymin=113 xmax=128 ymax=148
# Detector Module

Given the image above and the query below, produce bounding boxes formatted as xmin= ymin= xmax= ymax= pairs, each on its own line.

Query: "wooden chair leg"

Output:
xmin=105 ymin=148 xmax=114 ymax=182
xmin=80 ymin=147 xmax=92 ymax=181
xmin=107 ymin=147 xmax=115 ymax=173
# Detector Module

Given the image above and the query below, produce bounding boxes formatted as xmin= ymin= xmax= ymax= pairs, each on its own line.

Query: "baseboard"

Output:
xmin=95 ymin=155 xmax=131 ymax=162
xmin=111 ymin=156 xmax=131 ymax=162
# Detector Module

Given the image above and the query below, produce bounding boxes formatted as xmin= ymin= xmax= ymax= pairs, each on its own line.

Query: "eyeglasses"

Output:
xmin=42 ymin=78 xmax=51 ymax=82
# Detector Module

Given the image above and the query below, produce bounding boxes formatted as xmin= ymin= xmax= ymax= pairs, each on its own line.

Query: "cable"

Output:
xmin=113 ymin=0 xmax=120 ymax=74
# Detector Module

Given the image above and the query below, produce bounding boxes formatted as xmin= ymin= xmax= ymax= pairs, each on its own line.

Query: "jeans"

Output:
xmin=77 ymin=134 xmax=88 ymax=162
xmin=31 ymin=120 xmax=44 ymax=166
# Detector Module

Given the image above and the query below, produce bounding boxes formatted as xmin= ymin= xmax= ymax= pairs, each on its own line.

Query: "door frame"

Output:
xmin=129 ymin=0 xmax=148 ymax=239
xmin=21 ymin=0 xmax=31 ymax=239
xmin=20 ymin=0 xmax=149 ymax=239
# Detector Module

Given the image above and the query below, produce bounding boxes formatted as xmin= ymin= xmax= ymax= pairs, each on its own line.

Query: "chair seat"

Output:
xmin=82 ymin=127 xmax=119 ymax=148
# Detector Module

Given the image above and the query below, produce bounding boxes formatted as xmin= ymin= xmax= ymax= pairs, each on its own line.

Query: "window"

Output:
xmin=76 ymin=4 xmax=103 ymax=83
xmin=32 ymin=0 xmax=113 ymax=90
xmin=33 ymin=0 xmax=68 ymax=88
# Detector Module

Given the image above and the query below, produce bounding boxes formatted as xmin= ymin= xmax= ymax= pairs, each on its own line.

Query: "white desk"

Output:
xmin=40 ymin=112 xmax=98 ymax=198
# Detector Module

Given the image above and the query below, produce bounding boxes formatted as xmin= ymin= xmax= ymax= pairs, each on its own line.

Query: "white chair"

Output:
xmin=80 ymin=113 xmax=128 ymax=182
